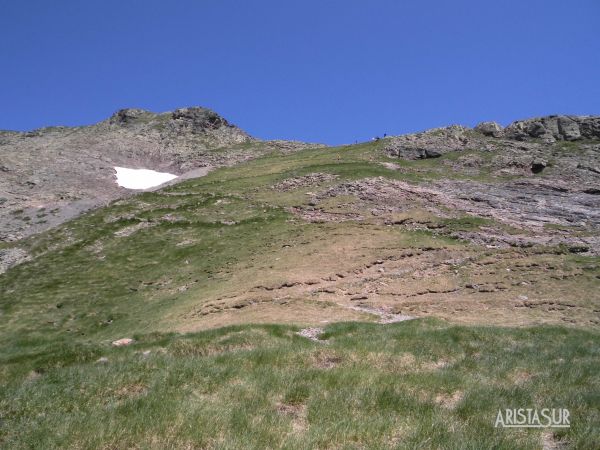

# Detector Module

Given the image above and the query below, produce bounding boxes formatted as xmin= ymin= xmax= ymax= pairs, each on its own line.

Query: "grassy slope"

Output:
xmin=1 ymin=320 xmax=598 ymax=449
xmin=1 ymin=140 xmax=599 ymax=448
xmin=0 ymin=141 xmax=431 ymax=344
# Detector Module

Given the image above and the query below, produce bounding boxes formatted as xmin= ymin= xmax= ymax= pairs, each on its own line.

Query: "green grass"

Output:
xmin=1 ymin=319 xmax=597 ymax=449
xmin=439 ymin=216 xmax=496 ymax=232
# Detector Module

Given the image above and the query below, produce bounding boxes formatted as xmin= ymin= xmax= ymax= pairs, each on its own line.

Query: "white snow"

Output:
xmin=114 ymin=167 xmax=178 ymax=190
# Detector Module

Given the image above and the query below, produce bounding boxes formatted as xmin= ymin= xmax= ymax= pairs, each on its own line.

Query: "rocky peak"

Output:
xmin=107 ymin=106 xmax=238 ymax=135
xmin=170 ymin=107 xmax=232 ymax=132
xmin=108 ymin=108 xmax=156 ymax=126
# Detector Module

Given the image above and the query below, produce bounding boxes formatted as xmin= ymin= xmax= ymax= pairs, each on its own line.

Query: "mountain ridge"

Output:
xmin=1 ymin=109 xmax=599 ymax=275
xmin=1 ymin=110 xmax=599 ymax=447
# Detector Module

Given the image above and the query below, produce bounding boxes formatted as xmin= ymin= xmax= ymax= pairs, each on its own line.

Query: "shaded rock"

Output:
xmin=418 ymin=149 xmax=442 ymax=159
xmin=531 ymin=159 xmax=547 ymax=174
xmin=568 ymin=245 xmax=589 ymax=253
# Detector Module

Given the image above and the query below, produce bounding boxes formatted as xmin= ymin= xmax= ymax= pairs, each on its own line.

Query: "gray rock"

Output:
xmin=557 ymin=116 xmax=581 ymax=141
xmin=475 ymin=121 xmax=504 ymax=137
xmin=0 ymin=248 xmax=30 ymax=274
xmin=384 ymin=125 xmax=472 ymax=160
xmin=505 ymin=115 xmax=600 ymax=141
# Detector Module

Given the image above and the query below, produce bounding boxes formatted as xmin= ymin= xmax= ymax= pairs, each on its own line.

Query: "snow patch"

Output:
xmin=114 ymin=167 xmax=178 ymax=190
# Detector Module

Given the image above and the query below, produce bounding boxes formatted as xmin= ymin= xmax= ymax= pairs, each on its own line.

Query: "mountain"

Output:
xmin=0 ymin=107 xmax=322 ymax=242
xmin=0 ymin=111 xmax=599 ymax=448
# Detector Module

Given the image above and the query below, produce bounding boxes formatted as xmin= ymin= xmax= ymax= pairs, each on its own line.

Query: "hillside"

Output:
xmin=0 ymin=107 xmax=322 ymax=243
xmin=1 ymin=112 xmax=599 ymax=448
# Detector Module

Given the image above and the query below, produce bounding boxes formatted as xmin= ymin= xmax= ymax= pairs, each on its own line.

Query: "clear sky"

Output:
xmin=1 ymin=0 xmax=599 ymax=145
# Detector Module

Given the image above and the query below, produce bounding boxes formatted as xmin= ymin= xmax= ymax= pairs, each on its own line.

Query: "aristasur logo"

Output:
xmin=495 ymin=408 xmax=570 ymax=428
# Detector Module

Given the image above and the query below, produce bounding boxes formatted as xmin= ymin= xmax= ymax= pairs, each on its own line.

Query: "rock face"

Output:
xmin=383 ymin=117 xmax=599 ymax=184
xmin=383 ymin=125 xmax=473 ymax=160
xmin=371 ymin=114 xmax=600 ymax=254
xmin=0 ymin=107 xmax=321 ymax=242
xmin=504 ymin=115 xmax=600 ymax=142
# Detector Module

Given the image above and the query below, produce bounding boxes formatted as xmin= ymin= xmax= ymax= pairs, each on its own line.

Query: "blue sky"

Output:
xmin=1 ymin=0 xmax=599 ymax=144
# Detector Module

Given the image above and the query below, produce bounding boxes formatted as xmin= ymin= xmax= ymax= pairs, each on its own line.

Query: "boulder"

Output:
xmin=557 ymin=116 xmax=581 ymax=141
xmin=474 ymin=121 xmax=504 ymax=137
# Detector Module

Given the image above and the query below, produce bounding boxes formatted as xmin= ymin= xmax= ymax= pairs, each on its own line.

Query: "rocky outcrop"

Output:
xmin=504 ymin=115 xmax=600 ymax=142
xmin=108 ymin=108 xmax=156 ymax=126
xmin=384 ymin=125 xmax=473 ymax=160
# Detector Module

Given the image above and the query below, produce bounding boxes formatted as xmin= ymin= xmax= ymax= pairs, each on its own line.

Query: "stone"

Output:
xmin=557 ymin=116 xmax=581 ymax=141
xmin=475 ymin=121 xmax=504 ymax=137
xmin=112 ymin=338 xmax=135 ymax=347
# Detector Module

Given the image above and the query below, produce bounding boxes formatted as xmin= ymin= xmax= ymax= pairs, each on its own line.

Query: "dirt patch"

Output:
xmin=114 ymin=383 xmax=147 ymax=400
xmin=434 ymin=390 xmax=463 ymax=409
xmin=311 ymin=350 xmax=343 ymax=369
xmin=346 ymin=304 xmax=415 ymax=324
xmin=541 ymin=431 xmax=569 ymax=450
xmin=276 ymin=402 xmax=308 ymax=433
